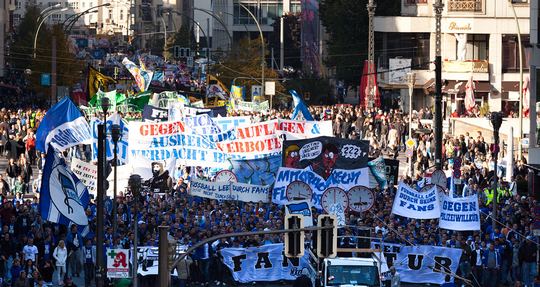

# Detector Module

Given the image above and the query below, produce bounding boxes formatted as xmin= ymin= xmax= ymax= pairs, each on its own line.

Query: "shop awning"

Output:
xmin=501 ymin=81 xmax=520 ymax=93
xmin=443 ymin=80 xmax=491 ymax=94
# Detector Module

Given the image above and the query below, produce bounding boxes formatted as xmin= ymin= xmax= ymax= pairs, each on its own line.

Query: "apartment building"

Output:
xmin=374 ymin=0 xmax=530 ymax=117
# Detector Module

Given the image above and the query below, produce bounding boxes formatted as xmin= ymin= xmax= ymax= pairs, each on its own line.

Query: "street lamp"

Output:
xmin=238 ymin=3 xmax=265 ymax=99
xmin=489 ymin=112 xmax=503 ymax=229
xmin=128 ymin=174 xmax=142 ymax=287
xmin=33 ymin=7 xmax=69 ymax=58
xmin=38 ymin=3 xmax=61 ymax=20
xmin=407 ymin=72 xmax=416 ymax=177
xmin=63 ymin=3 xmax=111 ymax=33
xmin=433 ymin=0 xmax=444 ymax=171
xmin=111 ymin=124 xmax=121 ymax=236
xmin=95 ymin=97 xmax=110 ymax=287
xmin=508 ymin=0 xmax=524 ymax=155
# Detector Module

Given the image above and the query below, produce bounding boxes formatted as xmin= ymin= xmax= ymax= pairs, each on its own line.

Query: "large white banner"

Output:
xmin=272 ymin=167 xmax=370 ymax=209
xmin=220 ymin=244 xmax=311 ymax=283
xmin=213 ymin=116 xmax=251 ymax=132
xmin=190 ymin=179 xmax=270 ymax=203
xmin=70 ymin=158 xmax=97 ymax=196
xmin=127 ymin=120 xmax=229 ymax=168
xmin=439 ymin=194 xmax=480 ymax=231
xmin=216 ymin=120 xmax=333 ymax=159
xmin=391 ymin=182 xmax=440 ymax=219
xmin=372 ymin=242 xmax=462 ymax=285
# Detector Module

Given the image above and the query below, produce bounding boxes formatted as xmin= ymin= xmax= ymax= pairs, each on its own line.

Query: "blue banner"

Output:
xmin=90 ymin=113 xmax=129 ymax=164
xmin=36 ymin=97 xmax=92 ymax=153
xmin=228 ymin=154 xmax=281 ymax=186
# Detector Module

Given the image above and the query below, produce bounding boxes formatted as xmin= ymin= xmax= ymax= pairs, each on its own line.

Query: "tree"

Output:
xmin=213 ymin=38 xmax=283 ymax=102
xmin=165 ymin=24 xmax=196 ymax=60
xmin=320 ymin=0 xmax=400 ymax=85
xmin=8 ymin=5 xmax=42 ymax=70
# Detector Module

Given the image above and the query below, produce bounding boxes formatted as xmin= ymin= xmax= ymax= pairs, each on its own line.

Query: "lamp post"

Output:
xmin=38 ymin=3 xmax=61 ymax=21
xmin=128 ymin=174 xmax=142 ymax=287
xmin=490 ymin=112 xmax=503 ymax=229
xmin=96 ymin=97 xmax=110 ymax=287
xmin=407 ymin=72 xmax=416 ymax=177
xmin=433 ymin=0 xmax=444 ymax=171
xmin=33 ymin=8 xmax=69 ymax=58
xmin=111 ymin=124 xmax=121 ymax=236
xmin=238 ymin=3 xmax=265 ymax=98
xmin=508 ymin=0 xmax=524 ymax=155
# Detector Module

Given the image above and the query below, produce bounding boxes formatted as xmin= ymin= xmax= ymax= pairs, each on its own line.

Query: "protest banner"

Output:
xmin=136 ymin=246 xmax=182 ymax=276
xmin=439 ymin=193 xmax=480 ymax=231
xmin=277 ymin=120 xmax=333 ymax=140
xmin=106 ymin=249 xmax=130 ymax=278
xmin=212 ymin=116 xmax=251 ymax=132
xmin=217 ymin=120 xmax=333 ymax=159
xmin=220 ymin=244 xmax=312 ymax=283
xmin=234 ymin=100 xmax=269 ymax=112
xmin=228 ymin=154 xmax=281 ymax=186
xmin=142 ymin=105 xmax=168 ymax=121
xmin=182 ymin=114 xmax=221 ymax=135
xmin=391 ymin=182 xmax=440 ymax=219
xmin=285 ymin=200 xmax=313 ymax=227
xmin=70 ymin=158 xmax=97 ymax=196
xmin=272 ymin=167 xmax=369 ymax=209
xmin=283 ymin=136 xmax=370 ymax=179
xmin=127 ymin=120 xmax=229 ymax=168
xmin=90 ymin=113 xmax=129 ymax=164
xmin=371 ymin=242 xmax=462 ymax=285
xmin=190 ymin=179 xmax=270 ymax=203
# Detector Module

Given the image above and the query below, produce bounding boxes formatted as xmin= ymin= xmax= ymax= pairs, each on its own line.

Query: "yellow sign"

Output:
xmin=442 ymin=60 xmax=488 ymax=73
xmin=448 ymin=21 xmax=472 ymax=31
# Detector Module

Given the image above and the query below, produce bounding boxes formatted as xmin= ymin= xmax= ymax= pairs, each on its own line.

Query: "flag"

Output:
xmin=523 ymin=77 xmax=530 ymax=117
xmin=465 ymin=76 xmax=476 ymax=112
xmin=231 ymin=85 xmax=245 ymax=101
xmin=290 ymin=90 xmax=314 ymax=121
xmin=122 ymin=57 xmax=154 ymax=92
xmin=449 ymin=175 xmax=456 ymax=198
xmin=36 ymin=97 xmax=92 ymax=153
xmin=359 ymin=60 xmax=380 ymax=108
xmin=40 ymin=145 xmax=90 ymax=228
xmin=88 ymin=90 xmax=127 ymax=111
xmin=138 ymin=55 xmax=147 ymax=71
xmin=208 ymin=75 xmax=229 ymax=94
xmin=87 ymin=65 xmax=116 ymax=101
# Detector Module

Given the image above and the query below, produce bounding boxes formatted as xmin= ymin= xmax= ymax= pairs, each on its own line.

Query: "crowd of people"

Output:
xmin=0 ymin=99 xmax=536 ymax=287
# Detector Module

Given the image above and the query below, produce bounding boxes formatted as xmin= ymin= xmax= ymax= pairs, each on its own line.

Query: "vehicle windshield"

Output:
xmin=326 ymin=265 xmax=380 ymax=286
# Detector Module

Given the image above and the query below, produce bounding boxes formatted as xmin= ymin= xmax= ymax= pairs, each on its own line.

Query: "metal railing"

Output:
xmin=448 ymin=0 xmax=483 ymax=12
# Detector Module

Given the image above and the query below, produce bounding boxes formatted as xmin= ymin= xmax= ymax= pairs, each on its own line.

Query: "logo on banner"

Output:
xmin=107 ymin=249 xmax=130 ymax=278
xmin=48 ymin=159 xmax=88 ymax=225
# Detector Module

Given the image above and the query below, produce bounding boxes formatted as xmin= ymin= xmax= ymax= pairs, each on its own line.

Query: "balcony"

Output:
xmin=443 ymin=60 xmax=489 ymax=73
xmin=448 ymin=0 xmax=483 ymax=12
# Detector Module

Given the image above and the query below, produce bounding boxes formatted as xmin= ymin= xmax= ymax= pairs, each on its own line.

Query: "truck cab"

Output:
xmin=321 ymin=256 xmax=384 ymax=287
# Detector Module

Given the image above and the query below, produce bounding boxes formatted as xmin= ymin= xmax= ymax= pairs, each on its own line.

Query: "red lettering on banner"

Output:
xmin=236 ymin=122 xmax=277 ymax=139
xmin=139 ymin=122 xmax=185 ymax=136
xmin=278 ymin=121 xmax=305 ymax=134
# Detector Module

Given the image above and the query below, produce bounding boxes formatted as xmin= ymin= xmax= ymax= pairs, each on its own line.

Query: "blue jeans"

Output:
xmin=500 ymin=260 xmax=510 ymax=284
xmin=511 ymin=265 xmax=521 ymax=284
xmin=522 ymin=262 xmax=538 ymax=287
xmin=4 ymin=256 xmax=13 ymax=281
xmin=198 ymin=259 xmax=210 ymax=283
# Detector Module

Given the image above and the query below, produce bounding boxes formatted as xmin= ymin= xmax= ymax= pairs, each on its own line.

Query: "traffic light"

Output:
xmin=284 ymin=215 xmax=304 ymax=258
xmin=317 ymin=214 xmax=337 ymax=258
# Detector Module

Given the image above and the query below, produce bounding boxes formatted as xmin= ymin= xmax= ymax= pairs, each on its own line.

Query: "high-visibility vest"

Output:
xmin=484 ymin=188 xmax=494 ymax=205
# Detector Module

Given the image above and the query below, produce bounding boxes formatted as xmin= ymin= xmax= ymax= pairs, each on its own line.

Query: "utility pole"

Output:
xmin=433 ymin=0 xmax=444 ymax=171
xmin=51 ymin=37 xmax=56 ymax=106
xmin=280 ymin=16 xmax=284 ymax=71
xmin=367 ymin=0 xmax=376 ymax=108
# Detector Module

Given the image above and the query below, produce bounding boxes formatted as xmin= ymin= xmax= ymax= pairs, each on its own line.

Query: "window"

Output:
xmin=51 ymin=13 xmax=62 ymax=22
xmin=290 ymin=3 xmax=301 ymax=13
xmin=448 ymin=0 xmax=483 ymax=12
xmin=406 ymin=0 xmax=428 ymax=4
xmin=233 ymin=2 xmax=257 ymax=25
xmin=376 ymin=33 xmax=431 ymax=70
xmin=502 ymin=35 xmax=531 ymax=72
xmin=457 ymin=34 xmax=489 ymax=60
xmin=68 ymin=2 xmax=78 ymax=9
xmin=16 ymin=0 xmax=21 ymax=9
xmin=120 ymin=10 xmax=123 ymax=20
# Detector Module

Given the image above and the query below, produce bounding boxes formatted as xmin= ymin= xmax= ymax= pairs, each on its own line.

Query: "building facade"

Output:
xmin=374 ymin=0 xmax=530 ymax=117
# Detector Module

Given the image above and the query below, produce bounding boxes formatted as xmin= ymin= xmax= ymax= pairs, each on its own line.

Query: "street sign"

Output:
xmin=265 ymin=81 xmax=275 ymax=96
xmin=106 ymin=249 xmax=130 ymax=278
xmin=405 ymin=138 xmax=416 ymax=149
xmin=187 ymin=56 xmax=194 ymax=67
xmin=251 ymin=85 xmax=262 ymax=101
xmin=40 ymin=73 xmax=51 ymax=86
xmin=406 ymin=148 xmax=413 ymax=158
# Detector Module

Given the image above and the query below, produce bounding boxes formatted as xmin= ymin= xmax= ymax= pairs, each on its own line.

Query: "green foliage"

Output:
xmin=9 ymin=5 xmax=42 ymax=70
xmin=213 ymin=38 xmax=282 ymax=101
xmin=320 ymin=0 xmax=400 ymax=85
xmin=479 ymin=102 xmax=490 ymax=117
xmin=166 ymin=25 xmax=196 ymax=59
xmin=284 ymin=78 xmax=332 ymax=105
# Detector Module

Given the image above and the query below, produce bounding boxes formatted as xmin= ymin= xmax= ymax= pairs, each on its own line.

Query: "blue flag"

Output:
xmin=290 ymin=90 xmax=314 ymax=121
xmin=36 ymin=97 xmax=92 ymax=153
xmin=40 ymin=145 xmax=90 ymax=229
